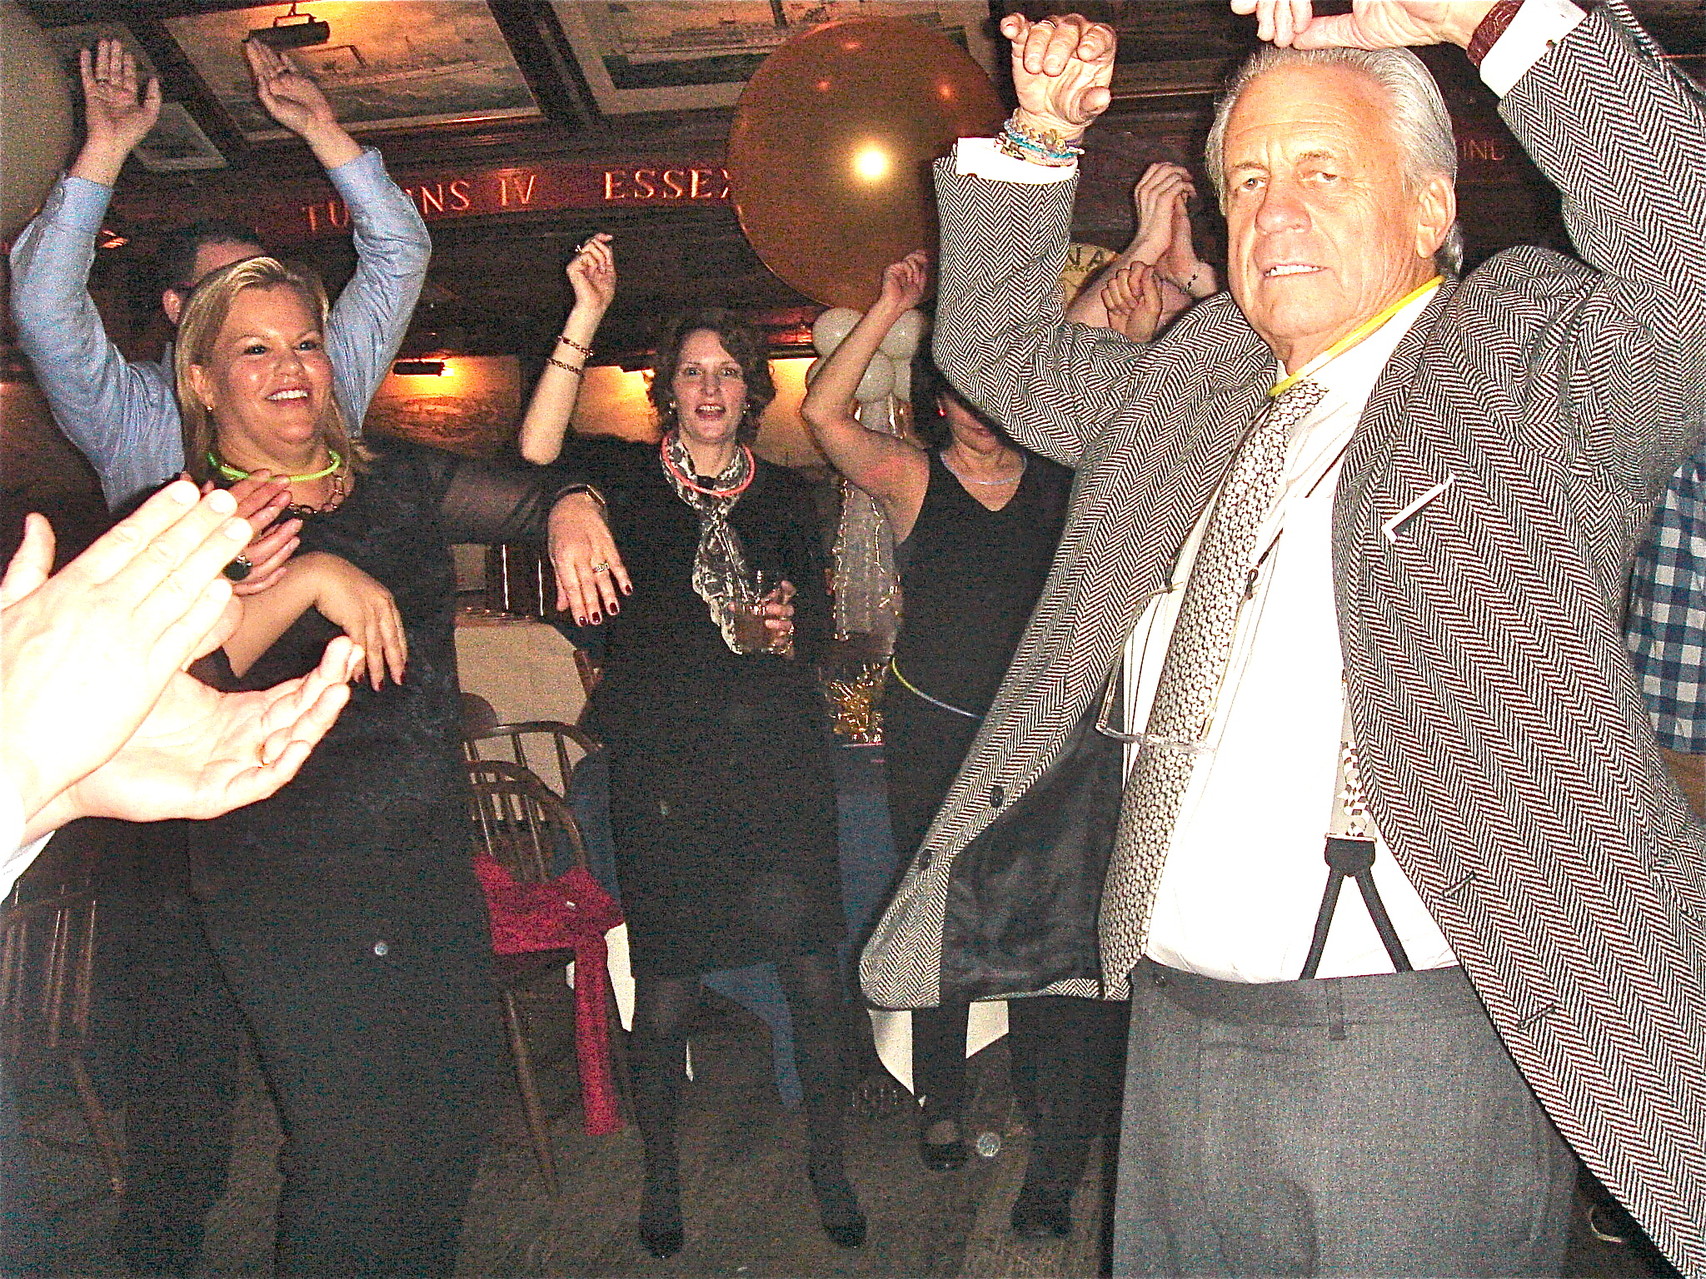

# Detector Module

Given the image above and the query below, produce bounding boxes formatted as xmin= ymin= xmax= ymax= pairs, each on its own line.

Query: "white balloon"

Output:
xmin=879 ymin=309 xmax=926 ymax=359
xmin=812 ymin=307 xmax=862 ymax=356
xmin=804 ymin=356 xmax=825 ymax=386
xmin=854 ymin=352 xmax=894 ymax=403
xmin=890 ymin=358 xmax=910 ymax=402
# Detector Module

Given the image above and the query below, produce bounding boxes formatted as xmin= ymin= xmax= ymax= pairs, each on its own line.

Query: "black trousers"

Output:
xmin=1008 ymin=995 xmax=1129 ymax=1200
xmin=83 ymin=825 xmax=244 ymax=1277
xmin=197 ymin=896 xmax=504 ymax=1279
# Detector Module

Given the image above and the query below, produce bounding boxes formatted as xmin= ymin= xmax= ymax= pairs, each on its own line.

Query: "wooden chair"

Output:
xmin=465 ymin=761 xmax=625 ymax=1194
xmin=573 ymin=647 xmax=603 ymax=698
xmin=0 ymin=887 xmax=125 ymax=1198
xmin=464 ymin=719 xmax=599 ymax=801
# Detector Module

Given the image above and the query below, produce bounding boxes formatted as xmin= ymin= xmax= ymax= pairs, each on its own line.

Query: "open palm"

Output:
xmin=67 ymin=640 xmax=356 ymax=822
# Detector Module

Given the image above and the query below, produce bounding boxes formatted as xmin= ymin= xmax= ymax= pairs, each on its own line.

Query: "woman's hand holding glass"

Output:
xmin=730 ymin=574 xmax=796 ymax=657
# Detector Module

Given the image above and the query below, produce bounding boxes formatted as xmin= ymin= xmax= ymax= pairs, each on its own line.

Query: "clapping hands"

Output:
xmin=0 ymin=482 xmax=359 ymax=846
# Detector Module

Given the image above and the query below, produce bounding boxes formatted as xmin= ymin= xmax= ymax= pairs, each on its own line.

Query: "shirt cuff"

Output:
xmin=0 ymin=778 xmax=50 ymax=902
xmin=324 ymin=145 xmax=387 ymax=199
xmin=50 ymin=175 xmax=118 ymax=232
xmin=954 ymin=137 xmax=1077 ymax=185
xmin=1478 ymin=0 xmax=1587 ymax=98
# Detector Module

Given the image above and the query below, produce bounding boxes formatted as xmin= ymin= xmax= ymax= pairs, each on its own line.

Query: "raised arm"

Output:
xmin=7 ymin=39 xmax=181 ymax=508
xmin=934 ymin=15 xmax=1183 ymax=466
xmin=518 ymin=234 xmax=615 ymax=464
xmin=244 ymin=38 xmax=433 ymax=431
xmin=798 ymin=253 xmax=932 ymax=537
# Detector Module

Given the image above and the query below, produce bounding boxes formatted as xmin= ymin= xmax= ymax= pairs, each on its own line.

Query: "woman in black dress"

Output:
xmin=802 ymin=254 xmax=1128 ymax=1240
xmin=173 ymin=255 xmax=602 ymax=1276
xmin=518 ymin=281 xmax=864 ymax=1258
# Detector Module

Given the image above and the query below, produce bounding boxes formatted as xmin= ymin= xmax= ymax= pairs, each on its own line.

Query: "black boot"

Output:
xmin=807 ymin=1159 xmax=867 ymax=1249
xmin=638 ymin=1159 xmax=683 ymax=1259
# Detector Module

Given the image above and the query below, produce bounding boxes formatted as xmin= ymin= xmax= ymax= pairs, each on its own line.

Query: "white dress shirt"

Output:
xmin=1128 ymin=289 xmax=1456 ymax=983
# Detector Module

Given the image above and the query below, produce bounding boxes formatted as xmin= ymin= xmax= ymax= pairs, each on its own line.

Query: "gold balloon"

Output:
xmin=728 ymin=18 xmax=1005 ymax=311
xmin=1 ymin=1 xmax=75 ymax=242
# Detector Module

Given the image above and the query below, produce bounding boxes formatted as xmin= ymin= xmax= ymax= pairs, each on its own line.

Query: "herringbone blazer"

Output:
xmin=860 ymin=7 xmax=1706 ymax=1274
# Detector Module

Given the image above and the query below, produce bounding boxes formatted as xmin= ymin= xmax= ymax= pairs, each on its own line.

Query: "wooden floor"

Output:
xmin=13 ymin=979 xmax=1680 ymax=1279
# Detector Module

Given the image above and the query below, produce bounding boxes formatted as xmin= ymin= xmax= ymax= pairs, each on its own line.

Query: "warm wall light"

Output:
xmin=393 ymin=359 xmax=446 ymax=376
xmin=852 ymin=145 xmax=890 ymax=183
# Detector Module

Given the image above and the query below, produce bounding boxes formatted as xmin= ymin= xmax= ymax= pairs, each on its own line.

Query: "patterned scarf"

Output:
xmin=659 ymin=429 xmax=755 ymax=653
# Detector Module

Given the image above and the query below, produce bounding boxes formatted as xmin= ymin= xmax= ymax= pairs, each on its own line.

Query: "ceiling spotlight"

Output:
xmin=250 ymin=3 xmax=330 ymax=50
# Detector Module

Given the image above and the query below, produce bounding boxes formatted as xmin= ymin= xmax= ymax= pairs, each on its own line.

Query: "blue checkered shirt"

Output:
xmin=1627 ymin=454 xmax=1706 ymax=752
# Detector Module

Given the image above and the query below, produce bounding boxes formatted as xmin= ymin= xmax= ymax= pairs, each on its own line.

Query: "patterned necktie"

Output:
xmin=1099 ymin=378 xmax=1327 ymax=986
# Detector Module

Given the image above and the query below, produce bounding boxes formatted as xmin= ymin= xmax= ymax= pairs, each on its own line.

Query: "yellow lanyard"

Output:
xmin=1269 ymin=276 xmax=1442 ymax=398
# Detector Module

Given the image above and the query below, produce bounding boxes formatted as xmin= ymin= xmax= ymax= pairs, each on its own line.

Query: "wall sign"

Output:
xmin=260 ymin=158 xmax=731 ymax=241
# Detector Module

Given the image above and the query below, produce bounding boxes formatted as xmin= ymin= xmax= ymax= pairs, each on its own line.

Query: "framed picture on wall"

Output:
xmin=163 ymin=1 xmax=540 ymax=142
xmin=365 ymin=356 xmax=522 ymax=459
xmin=42 ymin=20 xmax=228 ymax=171
xmin=550 ymin=1 xmax=996 ymax=116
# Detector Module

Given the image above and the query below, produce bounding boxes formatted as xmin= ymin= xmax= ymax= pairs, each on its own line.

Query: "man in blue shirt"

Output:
xmin=10 ymin=37 xmax=428 ymax=515
xmin=1627 ymin=455 xmax=1706 ymax=820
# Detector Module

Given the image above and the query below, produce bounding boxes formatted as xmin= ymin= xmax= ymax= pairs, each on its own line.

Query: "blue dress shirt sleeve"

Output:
xmin=8 ymin=175 xmax=182 ymax=510
xmin=7 ymin=146 xmax=429 ymax=511
xmin=322 ymin=146 xmax=430 ymax=436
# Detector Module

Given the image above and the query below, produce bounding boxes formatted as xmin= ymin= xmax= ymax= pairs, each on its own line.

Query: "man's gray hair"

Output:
xmin=1204 ymin=45 xmax=1464 ymax=275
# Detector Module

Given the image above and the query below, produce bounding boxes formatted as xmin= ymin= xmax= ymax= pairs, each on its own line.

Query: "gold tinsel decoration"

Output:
xmin=822 ymin=660 xmax=889 ymax=744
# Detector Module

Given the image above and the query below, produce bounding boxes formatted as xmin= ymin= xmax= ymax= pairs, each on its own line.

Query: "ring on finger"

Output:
xmin=591 ymin=560 xmax=611 ymax=573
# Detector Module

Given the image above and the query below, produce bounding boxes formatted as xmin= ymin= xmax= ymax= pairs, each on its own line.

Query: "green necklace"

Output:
xmin=207 ymin=447 xmax=342 ymax=484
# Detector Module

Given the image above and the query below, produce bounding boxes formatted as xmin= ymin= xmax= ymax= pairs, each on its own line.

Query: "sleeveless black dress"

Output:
xmin=885 ymin=450 xmax=1072 ymax=862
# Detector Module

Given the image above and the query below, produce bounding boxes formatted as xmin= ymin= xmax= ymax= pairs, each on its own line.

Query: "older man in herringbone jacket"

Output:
xmin=860 ymin=0 xmax=1706 ymax=1274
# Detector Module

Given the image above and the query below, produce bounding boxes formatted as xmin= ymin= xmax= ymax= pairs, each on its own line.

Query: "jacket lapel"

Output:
xmin=1333 ymin=280 xmax=1457 ymax=555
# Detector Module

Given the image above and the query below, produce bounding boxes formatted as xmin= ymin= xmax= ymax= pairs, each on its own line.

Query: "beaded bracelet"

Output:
xmin=557 ymin=334 xmax=594 ymax=359
xmin=547 ymin=355 xmax=584 ymax=376
xmin=997 ymin=112 xmax=1084 ymax=167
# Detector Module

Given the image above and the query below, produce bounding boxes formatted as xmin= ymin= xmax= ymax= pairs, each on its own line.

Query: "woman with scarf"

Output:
xmin=517 ymin=258 xmax=863 ymax=1260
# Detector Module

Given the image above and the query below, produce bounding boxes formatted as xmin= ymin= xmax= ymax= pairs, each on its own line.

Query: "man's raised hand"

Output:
xmin=999 ymin=13 xmax=1116 ymax=143
xmin=1231 ymin=0 xmax=1497 ymax=49
xmin=68 ymin=38 xmax=161 ymax=186
xmin=242 ymin=37 xmax=361 ymax=167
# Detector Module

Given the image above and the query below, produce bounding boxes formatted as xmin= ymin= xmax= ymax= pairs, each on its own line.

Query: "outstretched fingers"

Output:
xmin=0 ymin=515 xmax=56 ymax=608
